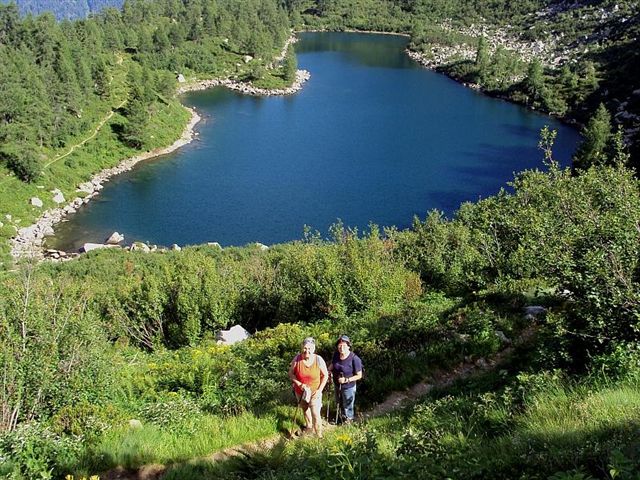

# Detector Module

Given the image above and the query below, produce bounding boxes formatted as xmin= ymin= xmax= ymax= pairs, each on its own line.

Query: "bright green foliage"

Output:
xmin=0 ymin=268 xmax=116 ymax=431
xmin=283 ymin=47 xmax=298 ymax=83
xmin=392 ymin=210 xmax=485 ymax=293
xmin=0 ymin=142 xmax=41 ymax=183
xmin=573 ymin=104 xmax=614 ymax=170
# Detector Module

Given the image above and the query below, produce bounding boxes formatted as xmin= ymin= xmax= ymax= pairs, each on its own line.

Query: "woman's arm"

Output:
xmin=316 ymin=355 xmax=329 ymax=393
xmin=288 ymin=357 xmax=303 ymax=388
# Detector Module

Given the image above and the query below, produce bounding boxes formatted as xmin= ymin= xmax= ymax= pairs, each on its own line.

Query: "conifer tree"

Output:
xmin=283 ymin=48 xmax=297 ymax=83
xmin=573 ymin=103 xmax=613 ymax=170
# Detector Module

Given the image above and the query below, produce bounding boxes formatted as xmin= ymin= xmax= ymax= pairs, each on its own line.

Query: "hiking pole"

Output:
xmin=335 ymin=379 xmax=342 ymax=424
xmin=325 ymin=386 xmax=330 ymax=422
xmin=325 ymin=372 xmax=332 ymax=422
xmin=290 ymin=397 xmax=301 ymax=438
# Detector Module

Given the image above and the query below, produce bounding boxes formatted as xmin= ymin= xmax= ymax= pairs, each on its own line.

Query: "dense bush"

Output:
xmin=395 ymin=158 xmax=640 ymax=367
xmin=0 ymin=269 xmax=117 ymax=432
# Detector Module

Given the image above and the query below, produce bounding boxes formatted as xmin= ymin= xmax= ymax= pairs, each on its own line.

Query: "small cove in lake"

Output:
xmin=50 ymin=32 xmax=581 ymax=251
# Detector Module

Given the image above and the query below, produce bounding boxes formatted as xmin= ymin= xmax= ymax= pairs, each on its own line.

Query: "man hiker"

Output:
xmin=288 ymin=337 xmax=328 ymax=438
xmin=329 ymin=334 xmax=363 ymax=424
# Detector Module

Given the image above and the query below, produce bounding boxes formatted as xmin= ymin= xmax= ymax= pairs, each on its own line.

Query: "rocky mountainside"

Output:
xmin=0 ymin=0 xmax=123 ymax=19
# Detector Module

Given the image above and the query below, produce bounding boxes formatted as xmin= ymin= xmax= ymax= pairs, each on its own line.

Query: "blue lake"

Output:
xmin=50 ymin=32 xmax=581 ymax=251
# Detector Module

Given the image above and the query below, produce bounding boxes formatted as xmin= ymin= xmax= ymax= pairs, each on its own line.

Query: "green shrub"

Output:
xmin=0 ymin=270 xmax=117 ymax=430
xmin=0 ymin=144 xmax=41 ymax=183
xmin=0 ymin=423 xmax=83 ymax=480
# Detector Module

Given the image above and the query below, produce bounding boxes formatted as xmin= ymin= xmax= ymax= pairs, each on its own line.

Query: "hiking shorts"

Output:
xmin=296 ymin=390 xmax=322 ymax=409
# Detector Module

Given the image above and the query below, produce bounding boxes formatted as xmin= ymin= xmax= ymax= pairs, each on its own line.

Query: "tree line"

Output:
xmin=0 ymin=0 xmax=292 ymax=182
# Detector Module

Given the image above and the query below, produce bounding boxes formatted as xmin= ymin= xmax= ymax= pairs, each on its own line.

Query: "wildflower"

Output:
xmin=65 ymin=475 xmax=74 ymax=480
xmin=335 ymin=433 xmax=353 ymax=445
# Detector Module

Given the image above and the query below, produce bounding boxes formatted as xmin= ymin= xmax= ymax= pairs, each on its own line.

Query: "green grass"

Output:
xmin=77 ymin=412 xmax=279 ymax=475
xmin=522 ymin=383 xmax=640 ymax=443
xmin=159 ymin=369 xmax=640 ymax=479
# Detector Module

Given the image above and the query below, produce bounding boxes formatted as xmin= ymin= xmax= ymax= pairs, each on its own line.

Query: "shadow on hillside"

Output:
xmin=157 ymin=419 xmax=640 ymax=480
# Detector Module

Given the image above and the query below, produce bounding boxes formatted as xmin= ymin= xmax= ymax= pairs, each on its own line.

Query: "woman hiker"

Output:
xmin=288 ymin=337 xmax=328 ymax=437
xmin=329 ymin=334 xmax=363 ymax=424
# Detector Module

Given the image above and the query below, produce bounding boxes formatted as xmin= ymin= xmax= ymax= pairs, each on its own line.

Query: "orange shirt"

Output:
xmin=292 ymin=354 xmax=322 ymax=395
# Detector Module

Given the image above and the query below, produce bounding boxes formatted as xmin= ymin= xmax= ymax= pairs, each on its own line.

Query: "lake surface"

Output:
xmin=50 ymin=32 xmax=581 ymax=251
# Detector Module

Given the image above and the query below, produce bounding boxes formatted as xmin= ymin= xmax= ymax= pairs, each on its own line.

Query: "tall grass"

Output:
xmin=79 ymin=412 xmax=278 ymax=473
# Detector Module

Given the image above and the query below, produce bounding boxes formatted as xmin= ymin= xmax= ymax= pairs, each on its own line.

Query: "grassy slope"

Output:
xmin=159 ymin=354 xmax=640 ymax=480
xmin=0 ymin=54 xmax=190 ymax=268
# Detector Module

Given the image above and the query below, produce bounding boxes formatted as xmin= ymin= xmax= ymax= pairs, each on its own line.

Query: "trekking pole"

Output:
xmin=335 ymin=379 xmax=342 ymax=424
xmin=290 ymin=396 xmax=302 ymax=437
xmin=325 ymin=386 xmax=330 ymax=422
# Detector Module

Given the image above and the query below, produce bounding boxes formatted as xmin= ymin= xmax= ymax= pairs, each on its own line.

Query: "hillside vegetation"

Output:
xmin=0 ymin=0 xmax=294 ymax=266
xmin=2 ymin=148 xmax=640 ymax=478
xmin=1 ymin=1 xmax=640 ymax=479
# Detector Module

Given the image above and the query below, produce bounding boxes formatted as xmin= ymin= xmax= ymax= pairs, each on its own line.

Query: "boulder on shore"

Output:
xmin=105 ymin=231 xmax=125 ymax=245
xmin=30 ymin=197 xmax=43 ymax=208
xmin=81 ymin=243 xmax=118 ymax=253
xmin=52 ymin=189 xmax=65 ymax=204
xmin=130 ymin=242 xmax=151 ymax=253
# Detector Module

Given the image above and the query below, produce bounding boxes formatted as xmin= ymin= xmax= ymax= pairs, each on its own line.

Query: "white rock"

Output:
xmin=216 ymin=325 xmax=250 ymax=345
xmin=42 ymin=226 xmax=55 ymax=237
xmin=171 ymin=244 xmax=181 ymax=251
xmin=77 ymin=182 xmax=94 ymax=193
xmin=81 ymin=243 xmax=111 ymax=253
xmin=52 ymin=189 xmax=65 ymax=204
xmin=130 ymin=242 xmax=151 ymax=253
xmin=177 ymin=73 xmax=186 ymax=83
xmin=30 ymin=197 xmax=43 ymax=208
xmin=524 ymin=305 xmax=547 ymax=321
xmin=207 ymin=242 xmax=222 ymax=250
xmin=495 ymin=330 xmax=511 ymax=344
xmin=128 ymin=419 xmax=143 ymax=429
xmin=105 ymin=232 xmax=125 ymax=245
xmin=256 ymin=242 xmax=269 ymax=251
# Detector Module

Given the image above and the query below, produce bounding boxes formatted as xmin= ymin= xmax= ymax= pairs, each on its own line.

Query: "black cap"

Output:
xmin=336 ymin=334 xmax=351 ymax=346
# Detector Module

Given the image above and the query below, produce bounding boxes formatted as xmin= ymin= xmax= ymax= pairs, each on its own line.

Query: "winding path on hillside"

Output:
xmin=42 ymin=101 xmax=127 ymax=171
xmin=101 ymin=327 xmax=535 ymax=480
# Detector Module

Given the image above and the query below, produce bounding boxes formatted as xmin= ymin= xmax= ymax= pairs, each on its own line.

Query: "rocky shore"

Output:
xmin=177 ymin=68 xmax=311 ymax=96
xmin=10 ymin=108 xmax=202 ymax=261
xmin=10 ymin=35 xmax=310 ymax=262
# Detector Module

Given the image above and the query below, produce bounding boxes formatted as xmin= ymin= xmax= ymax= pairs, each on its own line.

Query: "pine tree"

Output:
xmin=283 ymin=47 xmax=297 ymax=83
xmin=573 ymin=104 xmax=613 ymax=170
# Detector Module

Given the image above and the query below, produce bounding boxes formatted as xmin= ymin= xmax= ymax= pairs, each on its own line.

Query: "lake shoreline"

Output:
xmin=10 ymin=29 xmax=573 ymax=262
xmin=10 ymin=107 xmax=202 ymax=260
xmin=10 ymin=35 xmax=313 ymax=262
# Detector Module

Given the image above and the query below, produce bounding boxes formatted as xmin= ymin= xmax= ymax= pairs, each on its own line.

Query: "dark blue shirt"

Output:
xmin=331 ymin=351 xmax=363 ymax=390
